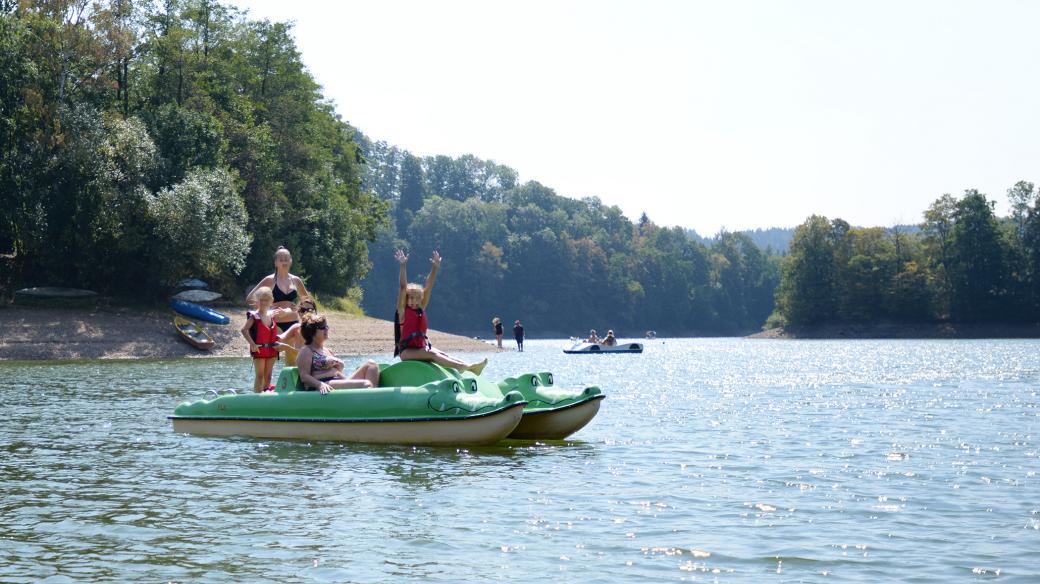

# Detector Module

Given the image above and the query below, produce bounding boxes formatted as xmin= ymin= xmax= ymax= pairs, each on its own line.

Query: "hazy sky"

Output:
xmin=227 ymin=0 xmax=1040 ymax=235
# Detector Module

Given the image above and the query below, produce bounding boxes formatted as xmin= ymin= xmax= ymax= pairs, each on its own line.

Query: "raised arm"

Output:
xmin=422 ymin=251 xmax=441 ymax=309
xmin=395 ymin=250 xmax=408 ymax=314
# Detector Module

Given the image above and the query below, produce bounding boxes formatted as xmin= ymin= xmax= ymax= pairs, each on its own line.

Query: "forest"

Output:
xmin=1 ymin=0 xmax=781 ymax=337
xmin=774 ymin=183 xmax=1040 ymax=326
xmin=355 ymin=142 xmax=780 ymax=336
xmin=0 ymin=0 xmax=385 ymax=298
xmin=8 ymin=2 xmax=1032 ymax=339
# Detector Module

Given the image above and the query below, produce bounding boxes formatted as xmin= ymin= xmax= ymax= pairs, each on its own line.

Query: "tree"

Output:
xmin=948 ymin=190 xmax=1007 ymax=321
xmin=776 ymin=216 xmax=837 ymax=325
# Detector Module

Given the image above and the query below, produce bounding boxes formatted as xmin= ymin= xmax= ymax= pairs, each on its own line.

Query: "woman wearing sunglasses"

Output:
xmin=296 ymin=312 xmax=380 ymax=394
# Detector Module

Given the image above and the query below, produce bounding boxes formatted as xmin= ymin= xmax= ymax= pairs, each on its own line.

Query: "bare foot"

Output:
xmin=470 ymin=358 xmax=488 ymax=375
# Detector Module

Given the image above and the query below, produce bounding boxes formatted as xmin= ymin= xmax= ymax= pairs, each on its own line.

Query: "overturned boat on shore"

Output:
xmin=378 ymin=362 xmax=605 ymax=440
xmin=169 ymin=363 xmax=527 ymax=445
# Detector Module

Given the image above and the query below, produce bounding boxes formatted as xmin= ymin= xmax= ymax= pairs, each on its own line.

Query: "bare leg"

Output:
xmin=262 ymin=357 xmax=276 ymax=389
xmin=401 ymin=347 xmax=486 ymax=374
xmin=251 ymin=359 xmax=266 ymax=392
xmin=348 ymin=359 xmax=380 ymax=386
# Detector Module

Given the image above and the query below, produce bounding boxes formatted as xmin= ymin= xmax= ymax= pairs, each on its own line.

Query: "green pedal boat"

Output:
xmin=170 ymin=362 xmax=604 ymax=444
xmin=169 ymin=363 xmax=527 ymax=445
xmin=378 ymin=362 xmax=605 ymax=440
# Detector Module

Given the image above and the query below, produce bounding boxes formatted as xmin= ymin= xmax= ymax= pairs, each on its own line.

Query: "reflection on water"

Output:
xmin=2 ymin=340 xmax=1039 ymax=582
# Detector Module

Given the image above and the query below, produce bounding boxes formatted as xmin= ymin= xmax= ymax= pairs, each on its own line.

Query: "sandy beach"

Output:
xmin=0 ymin=304 xmax=496 ymax=361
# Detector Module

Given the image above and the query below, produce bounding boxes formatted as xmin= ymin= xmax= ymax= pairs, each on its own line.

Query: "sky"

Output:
xmin=227 ymin=0 xmax=1040 ymax=236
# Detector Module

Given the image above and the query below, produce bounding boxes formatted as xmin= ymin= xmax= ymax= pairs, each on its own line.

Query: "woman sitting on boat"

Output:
xmin=586 ymin=329 xmax=600 ymax=343
xmin=296 ymin=312 xmax=380 ymax=394
xmin=247 ymin=246 xmax=312 ymax=366
xmin=602 ymin=330 xmax=617 ymax=346
xmin=395 ymin=249 xmax=487 ymax=374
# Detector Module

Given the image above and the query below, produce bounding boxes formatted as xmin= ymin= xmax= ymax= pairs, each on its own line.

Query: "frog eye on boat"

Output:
xmin=546 ymin=373 xmax=554 ymax=386
xmin=452 ymin=381 xmax=461 ymax=393
xmin=469 ymin=380 xmax=478 ymax=393
xmin=530 ymin=376 xmax=539 ymax=387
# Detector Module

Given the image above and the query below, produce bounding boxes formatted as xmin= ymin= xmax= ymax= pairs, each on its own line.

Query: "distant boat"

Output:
xmin=172 ymin=289 xmax=222 ymax=303
xmin=176 ymin=278 xmax=208 ymax=289
xmin=170 ymin=299 xmax=231 ymax=325
xmin=563 ymin=341 xmax=643 ymax=354
xmin=14 ymin=287 xmax=98 ymax=303
xmin=174 ymin=315 xmax=215 ymax=351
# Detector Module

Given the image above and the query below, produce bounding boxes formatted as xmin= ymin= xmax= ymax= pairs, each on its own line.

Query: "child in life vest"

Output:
xmin=395 ymin=249 xmax=487 ymax=374
xmin=240 ymin=286 xmax=285 ymax=392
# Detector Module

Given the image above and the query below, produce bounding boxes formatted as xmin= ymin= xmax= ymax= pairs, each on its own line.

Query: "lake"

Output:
xmin=2 ymin=338 xmax=1038 ymax=582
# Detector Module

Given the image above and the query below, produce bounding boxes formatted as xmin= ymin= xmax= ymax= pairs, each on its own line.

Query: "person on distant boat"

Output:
xmin=296 ymin=312 xmax=379 ymax=394
xmin=246 ymin=246 xmax=312 ymax=366
xmin=492 ymin=317 xmax=504 ymax=348
xmin=602 ymin=330 xmax=617 ymax=346
xmin=241 ymin=286 xmax=284 ymax=392
xmin=586 ymin=329 xmax=600 ymax=344
xmin=395 ymin=249 xmax=487 ymax=374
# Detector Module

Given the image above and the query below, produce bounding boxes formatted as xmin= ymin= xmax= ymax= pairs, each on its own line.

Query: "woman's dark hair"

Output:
xmin=298 ymin=299 xmax=317 ymax=316
xmin=300 ymin=312 xmax=327 ymax=345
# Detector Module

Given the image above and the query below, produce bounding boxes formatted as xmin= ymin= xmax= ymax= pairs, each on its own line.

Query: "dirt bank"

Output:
xmin=0 ymin=304 xmax=496 ymax=361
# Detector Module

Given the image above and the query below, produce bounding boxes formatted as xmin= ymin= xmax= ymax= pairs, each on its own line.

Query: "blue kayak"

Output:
xmin=170 ymin=299 xmax=230 ymax=325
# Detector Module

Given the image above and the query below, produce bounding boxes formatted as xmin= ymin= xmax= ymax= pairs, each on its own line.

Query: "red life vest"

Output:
xmin=248 ymin=311 xmax=279 ymax=359
xmin=398 ymin=307 xmax=430 ymax=352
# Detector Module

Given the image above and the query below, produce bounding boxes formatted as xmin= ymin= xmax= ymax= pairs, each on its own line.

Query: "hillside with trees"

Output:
xmin=773 ymin=183 xmax=1039 ymax=327
xmin=356 ymin=141 xmax=781 ymax=336
xmin=0 ymin=1 xmax=385 ymax=298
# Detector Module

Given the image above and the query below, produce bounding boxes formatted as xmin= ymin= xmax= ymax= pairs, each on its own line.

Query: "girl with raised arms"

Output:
xmin=395 ymin=250 xmax=487 ymax=374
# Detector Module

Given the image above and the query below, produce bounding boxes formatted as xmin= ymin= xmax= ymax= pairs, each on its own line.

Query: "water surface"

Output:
xmin=2 ymin=339 xmax=1038 ymax=582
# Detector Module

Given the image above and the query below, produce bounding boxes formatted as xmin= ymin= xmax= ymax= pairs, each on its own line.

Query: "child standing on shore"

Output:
xmin=395 ymin=250 xmax=487 ymax=374
xmin=241 ymin=286 xmax=281 ymax=392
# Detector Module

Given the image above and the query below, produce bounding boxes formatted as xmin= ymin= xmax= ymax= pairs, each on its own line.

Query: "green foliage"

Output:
xmin=357 ymin=148 xmax=781 ymax=335
xmin=1 ymin=1 xmax=385 ymax=298
xmin=149 ymin=167 xmax=250 ymax=280
xmin=775 ymin=185 xmax=1039 ymax=327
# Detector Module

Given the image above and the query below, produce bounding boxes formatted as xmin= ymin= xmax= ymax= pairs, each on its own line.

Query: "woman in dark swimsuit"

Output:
xmin=492 ymin=317 xmax=504 ymax=348
xmin=247 ymin=246 xmax=312 ymax=366
xmin=295 ymin=313 xmax=379 ymax=394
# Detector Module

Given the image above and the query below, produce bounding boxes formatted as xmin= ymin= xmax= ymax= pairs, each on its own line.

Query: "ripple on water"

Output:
xmin=2 ymin=342 xmax=1040 ymax=581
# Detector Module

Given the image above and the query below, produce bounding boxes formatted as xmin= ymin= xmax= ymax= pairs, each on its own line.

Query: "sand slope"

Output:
xmin=0 ymin=305 xmax=495 ymax=361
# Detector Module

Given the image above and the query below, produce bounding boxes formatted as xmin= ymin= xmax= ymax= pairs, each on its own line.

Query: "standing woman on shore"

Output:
xmin=247 ymin=246 xmax=312 ymax=366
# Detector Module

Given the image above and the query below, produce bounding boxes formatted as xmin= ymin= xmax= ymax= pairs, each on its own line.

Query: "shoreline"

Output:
xmin=0 ymin=304 xmax=497 ymax=361
xmin=750 ymin=322 xmax=1040 ymax=339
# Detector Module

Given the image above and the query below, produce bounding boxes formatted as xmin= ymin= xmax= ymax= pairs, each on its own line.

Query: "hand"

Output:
xmin=249 ymin=343 xmax=259 ymax=353
xmin=331 ymin=357 xmax=345 ymax=370
xmin=395 ymin=249 xmax=408 ymax=264
xmin=319 ymin=382 xmax=332 ymax=395
xmin=430 ymin=250 xmax=441 ymax=266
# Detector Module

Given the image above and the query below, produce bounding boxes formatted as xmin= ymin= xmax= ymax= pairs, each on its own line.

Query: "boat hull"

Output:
xmin=508 ymin=395 xmax=604 ymax=440
xmin=171 ymin=402 xmax=525 ymax=445
xmin=564 ymin=342 xmax=643 ymax=354
xmin=379 ymin=362 xmax=606 ymax=441
xmin=174 ymin=316 xmax=214 ymax=350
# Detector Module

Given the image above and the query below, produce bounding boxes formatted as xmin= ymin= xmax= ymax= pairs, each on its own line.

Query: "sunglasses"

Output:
xmin=316 ymin=324 xmax=328 ymax=331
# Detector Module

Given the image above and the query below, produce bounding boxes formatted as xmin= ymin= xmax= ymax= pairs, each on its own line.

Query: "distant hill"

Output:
xmin=687 ymin=224 xmax=921 ymax=254
xmin=687 ymin=227 xmax=796 ymax=253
